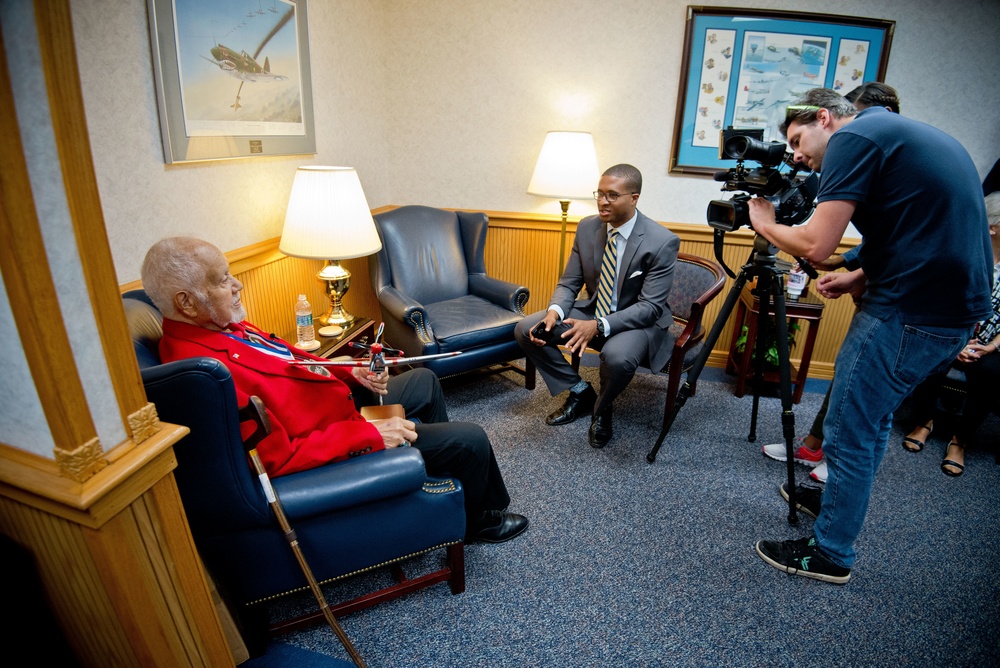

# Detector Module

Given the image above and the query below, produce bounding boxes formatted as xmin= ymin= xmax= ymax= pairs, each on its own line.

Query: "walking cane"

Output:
xmin=239 ymin=396 xmax=367 ymax=668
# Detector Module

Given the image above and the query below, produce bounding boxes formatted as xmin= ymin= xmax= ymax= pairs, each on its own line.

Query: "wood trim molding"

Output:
xmin=0 ymin=19 xmax=98 ymax=455
xmin=0 ymin=422 xmax=188 ymax=528
xmin=34 ymin=0 xmax=149 ymax=430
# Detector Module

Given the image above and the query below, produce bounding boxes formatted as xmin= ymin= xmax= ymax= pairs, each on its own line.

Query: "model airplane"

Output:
xmin=290 ymin=323 xmax=461 ymax=375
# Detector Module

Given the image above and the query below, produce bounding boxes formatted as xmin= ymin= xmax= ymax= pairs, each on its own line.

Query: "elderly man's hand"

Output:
xmin=369 ymin=416 xmax=417 ymax=448
xmin=352 ymin=366 xmax=389 ymax=395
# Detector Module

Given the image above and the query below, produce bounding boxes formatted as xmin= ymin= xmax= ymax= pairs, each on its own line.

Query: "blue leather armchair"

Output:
xmin=123 ymin=291 xmax=466 ymax=639
xmin=370 ymin=205 xmax=535 ymax=387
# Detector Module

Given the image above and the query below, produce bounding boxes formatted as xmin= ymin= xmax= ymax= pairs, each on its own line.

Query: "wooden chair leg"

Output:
xmin=447 ymin=543 xmax=465 ymax=595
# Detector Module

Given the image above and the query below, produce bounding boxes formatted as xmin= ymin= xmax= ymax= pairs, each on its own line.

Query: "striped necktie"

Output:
xmin=595 ymin=229 xmax=619 ymax=320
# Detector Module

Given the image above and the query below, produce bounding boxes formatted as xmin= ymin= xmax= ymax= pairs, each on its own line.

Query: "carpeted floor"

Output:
xmin=256 ymin=365 xmax=1000 ymax=667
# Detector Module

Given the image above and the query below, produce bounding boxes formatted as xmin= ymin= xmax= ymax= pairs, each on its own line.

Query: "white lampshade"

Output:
xmin=279 ymin=166 xmax=382 ymax=260
xmin=527 ymin=131 xmax=600 ymax=200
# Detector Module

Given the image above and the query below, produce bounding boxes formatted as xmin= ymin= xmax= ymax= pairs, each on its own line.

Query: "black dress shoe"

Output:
xmin=468 ymin=510 xmax=529 ymax=543
xmin=589 ymin=407 xmax=613 ymax=448
xmin=546 ymin=384 xmax=597 ymax=426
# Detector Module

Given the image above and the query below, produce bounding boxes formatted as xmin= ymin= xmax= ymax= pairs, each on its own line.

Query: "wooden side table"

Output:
xmin=284 ymin=318 xmax=375 ymax=360
xmin=725 ymin=283 xmax=825 ymax=403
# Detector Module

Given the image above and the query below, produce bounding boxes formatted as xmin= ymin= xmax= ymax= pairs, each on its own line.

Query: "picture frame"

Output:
xmin=670 ymin=6 xmax=894 ymax=176
xmin=147 ymin=0 xmax=316 ymax=164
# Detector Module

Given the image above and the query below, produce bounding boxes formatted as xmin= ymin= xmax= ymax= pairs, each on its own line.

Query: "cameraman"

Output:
xmin=746 ymin=88 xmax=992 ymax=584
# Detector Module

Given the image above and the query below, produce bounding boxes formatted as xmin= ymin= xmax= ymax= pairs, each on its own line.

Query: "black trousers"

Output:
xmin=515 ymin=308 xmax=652 ymax=415
xmin=355 ymin=368 xmax=511 ymax=527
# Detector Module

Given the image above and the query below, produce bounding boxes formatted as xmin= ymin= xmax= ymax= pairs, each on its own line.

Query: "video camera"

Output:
xmin=706 ymin=127 xmax=819 ymax=233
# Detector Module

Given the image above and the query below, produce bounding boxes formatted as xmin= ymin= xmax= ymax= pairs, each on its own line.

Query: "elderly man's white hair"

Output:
xmin=141 ymin=236 xmax=218 ymax=317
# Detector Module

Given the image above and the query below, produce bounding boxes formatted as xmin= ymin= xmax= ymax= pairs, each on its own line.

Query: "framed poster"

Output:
xmin=670 ymin=7 xmax=894 ymax=176
xmin=147 ymin=0 xmax=316 ymax=163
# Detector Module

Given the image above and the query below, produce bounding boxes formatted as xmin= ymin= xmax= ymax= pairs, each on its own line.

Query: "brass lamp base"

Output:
xmin=318 ymin=260 xmax=355 ymax=328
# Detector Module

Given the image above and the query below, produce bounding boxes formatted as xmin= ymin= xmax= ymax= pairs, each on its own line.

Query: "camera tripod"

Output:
xmin=647 ymin=233 xmax=803 ymax=525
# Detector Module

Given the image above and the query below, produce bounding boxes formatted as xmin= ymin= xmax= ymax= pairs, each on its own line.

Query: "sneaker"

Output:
xmin=780 ymin=482 xmax=822 ymax=519
xmin=762 ymin=436 xmax=824 ymax=467
xmin=755 ymin=536 xmax=851 ymax=584
xmin=810 ymin=461 xmax=828 ymax=484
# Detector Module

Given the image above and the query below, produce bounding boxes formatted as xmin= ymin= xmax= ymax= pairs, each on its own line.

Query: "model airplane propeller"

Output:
xmin=290 ymin=322 xmax=461 ymax=376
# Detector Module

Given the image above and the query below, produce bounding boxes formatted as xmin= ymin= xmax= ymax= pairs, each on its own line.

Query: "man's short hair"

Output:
xmin=845 ymin=82 xmax=900 ymax=113
xmin=779 ymin=88 xmax=858 ymax=136
xmin=602 ymin=163 xmax=642 ymax=194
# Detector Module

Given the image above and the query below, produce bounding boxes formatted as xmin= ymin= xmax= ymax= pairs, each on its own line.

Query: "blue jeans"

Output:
xmin=814 ymin=310 xmax=972 ymax=568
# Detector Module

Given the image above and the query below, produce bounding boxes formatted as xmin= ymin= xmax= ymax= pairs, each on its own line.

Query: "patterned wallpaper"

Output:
xmin=71 ymin=0 xmax=1000 ymax=284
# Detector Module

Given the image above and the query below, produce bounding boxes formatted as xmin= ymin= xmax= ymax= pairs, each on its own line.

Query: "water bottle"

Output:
xmin=295 ymin=294 xmax=315 ymax=346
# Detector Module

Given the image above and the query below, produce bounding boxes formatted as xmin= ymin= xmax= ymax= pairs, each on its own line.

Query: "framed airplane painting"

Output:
xmin=147 ymin=0 xmax=316 ymax=163
xmin=670 ymin=6 xmax=894 ymax=176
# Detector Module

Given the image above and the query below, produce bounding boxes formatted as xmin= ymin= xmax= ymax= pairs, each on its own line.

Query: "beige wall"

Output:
xmin=70 ymin=0 xmax=1000 ymax=284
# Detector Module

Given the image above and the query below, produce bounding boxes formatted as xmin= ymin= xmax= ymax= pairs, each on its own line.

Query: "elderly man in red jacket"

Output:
xmin=141 ymin=236 xmax=527 ymax=544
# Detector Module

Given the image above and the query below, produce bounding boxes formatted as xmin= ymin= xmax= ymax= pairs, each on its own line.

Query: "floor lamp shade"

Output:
xmin=527 ymin=131 xmax=599 ymax=200
xmin=527 ymin=131 xmax=599 ymax=278
xmin=279 ymin=166 xmax=382 ymax=330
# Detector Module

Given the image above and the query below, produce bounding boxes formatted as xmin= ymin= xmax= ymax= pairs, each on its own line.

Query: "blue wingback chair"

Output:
xmin=369 ymin=205 xmax=535 ymax=387
xmin=122 ymin=291 xmax=466 ymax=642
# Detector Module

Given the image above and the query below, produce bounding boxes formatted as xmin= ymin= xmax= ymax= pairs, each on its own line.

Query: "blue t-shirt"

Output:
xmin=817 ymin=107 xmax=993 ymax=325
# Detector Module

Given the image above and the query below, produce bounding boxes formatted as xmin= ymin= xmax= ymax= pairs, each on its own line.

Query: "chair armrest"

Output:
xmin=469 ymin=275 xmax=530 ymax=315
xmin=377 ymin=286 xmax=435 ymax=345
xmin=672 ymin=314 xmax=702 ymax=351
xmin=272 ymin=448 xmax=429 ymax=521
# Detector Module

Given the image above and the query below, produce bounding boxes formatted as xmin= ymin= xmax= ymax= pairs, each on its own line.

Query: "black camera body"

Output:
xmin=707 ymin=127 xmax=818 ymax=233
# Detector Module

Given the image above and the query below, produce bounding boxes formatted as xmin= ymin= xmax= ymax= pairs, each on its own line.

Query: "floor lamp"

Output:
xmin=279 ymin=166 xmax=382 ymax=337
xmin=527 ymin=131 xmax=600 ymax=279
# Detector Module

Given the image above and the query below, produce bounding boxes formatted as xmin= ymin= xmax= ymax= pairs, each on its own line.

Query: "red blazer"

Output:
xmin=159 ymin=319 xmax=384 ymax=477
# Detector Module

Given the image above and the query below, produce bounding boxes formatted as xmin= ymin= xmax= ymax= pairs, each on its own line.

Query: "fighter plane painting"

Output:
xmin=172 ymin=0 xmax=304 ymax=136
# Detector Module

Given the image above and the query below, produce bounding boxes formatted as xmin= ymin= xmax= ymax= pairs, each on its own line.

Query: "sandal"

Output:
xmin=902 ymin=422 xmax=933 ymax=453
xmin=941 ymin=439 xmax=965 ymax=477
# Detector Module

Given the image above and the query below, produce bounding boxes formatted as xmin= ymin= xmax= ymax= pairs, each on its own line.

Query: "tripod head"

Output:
xmin=712 ymin=229 xmax=818 ymax=282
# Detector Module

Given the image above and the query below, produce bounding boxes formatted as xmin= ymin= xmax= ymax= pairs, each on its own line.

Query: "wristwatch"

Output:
xmin=596 ymin=319 xmax=607 ymax=337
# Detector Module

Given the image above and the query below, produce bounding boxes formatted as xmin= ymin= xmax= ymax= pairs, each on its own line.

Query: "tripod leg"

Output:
xmin=769 ymin=275 xmax=799 ymax=527
xmin=647 ymin=270 xmax=750 ymax=463
xmin=747 ymin=278 xmax=774 ymax=444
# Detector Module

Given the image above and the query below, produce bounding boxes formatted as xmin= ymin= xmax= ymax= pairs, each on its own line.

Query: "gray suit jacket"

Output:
xmin=551 ymin=210 xmax=680 ymax=371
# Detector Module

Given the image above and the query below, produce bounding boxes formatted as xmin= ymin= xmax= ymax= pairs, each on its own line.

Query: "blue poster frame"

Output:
xmin=670 ymin=6 xmax=894 ymax=176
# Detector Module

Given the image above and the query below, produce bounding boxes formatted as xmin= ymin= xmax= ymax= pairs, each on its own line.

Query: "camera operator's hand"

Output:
xmin=747 ymin=197 xmax=776 ymax=234
xmin=561 ymin=317 xmax=599 ymax=356
xmin=817 ymin=268 xmax=866 ymax=303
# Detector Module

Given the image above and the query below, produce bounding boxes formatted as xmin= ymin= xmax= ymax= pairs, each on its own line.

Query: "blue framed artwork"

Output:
xmin=670 ymin=7 xmax=894 ymax=176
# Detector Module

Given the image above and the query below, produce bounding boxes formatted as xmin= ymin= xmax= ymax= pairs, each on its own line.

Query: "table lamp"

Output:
xmin=527 ymin=131 xmax=600 ymax=276
xmin=279 ymin=166 xmax=382 ymax=336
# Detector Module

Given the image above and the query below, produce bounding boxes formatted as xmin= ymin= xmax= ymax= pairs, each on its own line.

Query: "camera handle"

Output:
xmin=648 ymin=233 xmax=801 ymax=526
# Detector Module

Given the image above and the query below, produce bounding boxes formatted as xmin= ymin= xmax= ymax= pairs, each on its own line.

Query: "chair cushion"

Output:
xmin=424 ymin=295 xmax=523 ymax=352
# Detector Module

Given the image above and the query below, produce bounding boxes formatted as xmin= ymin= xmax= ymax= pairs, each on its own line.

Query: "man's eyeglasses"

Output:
xmin=593 ymin=191 xmax=637 ymax=203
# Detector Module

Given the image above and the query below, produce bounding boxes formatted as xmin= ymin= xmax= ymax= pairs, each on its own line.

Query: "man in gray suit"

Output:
xmin=515 ymin=164 xmax=680 ymax=448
